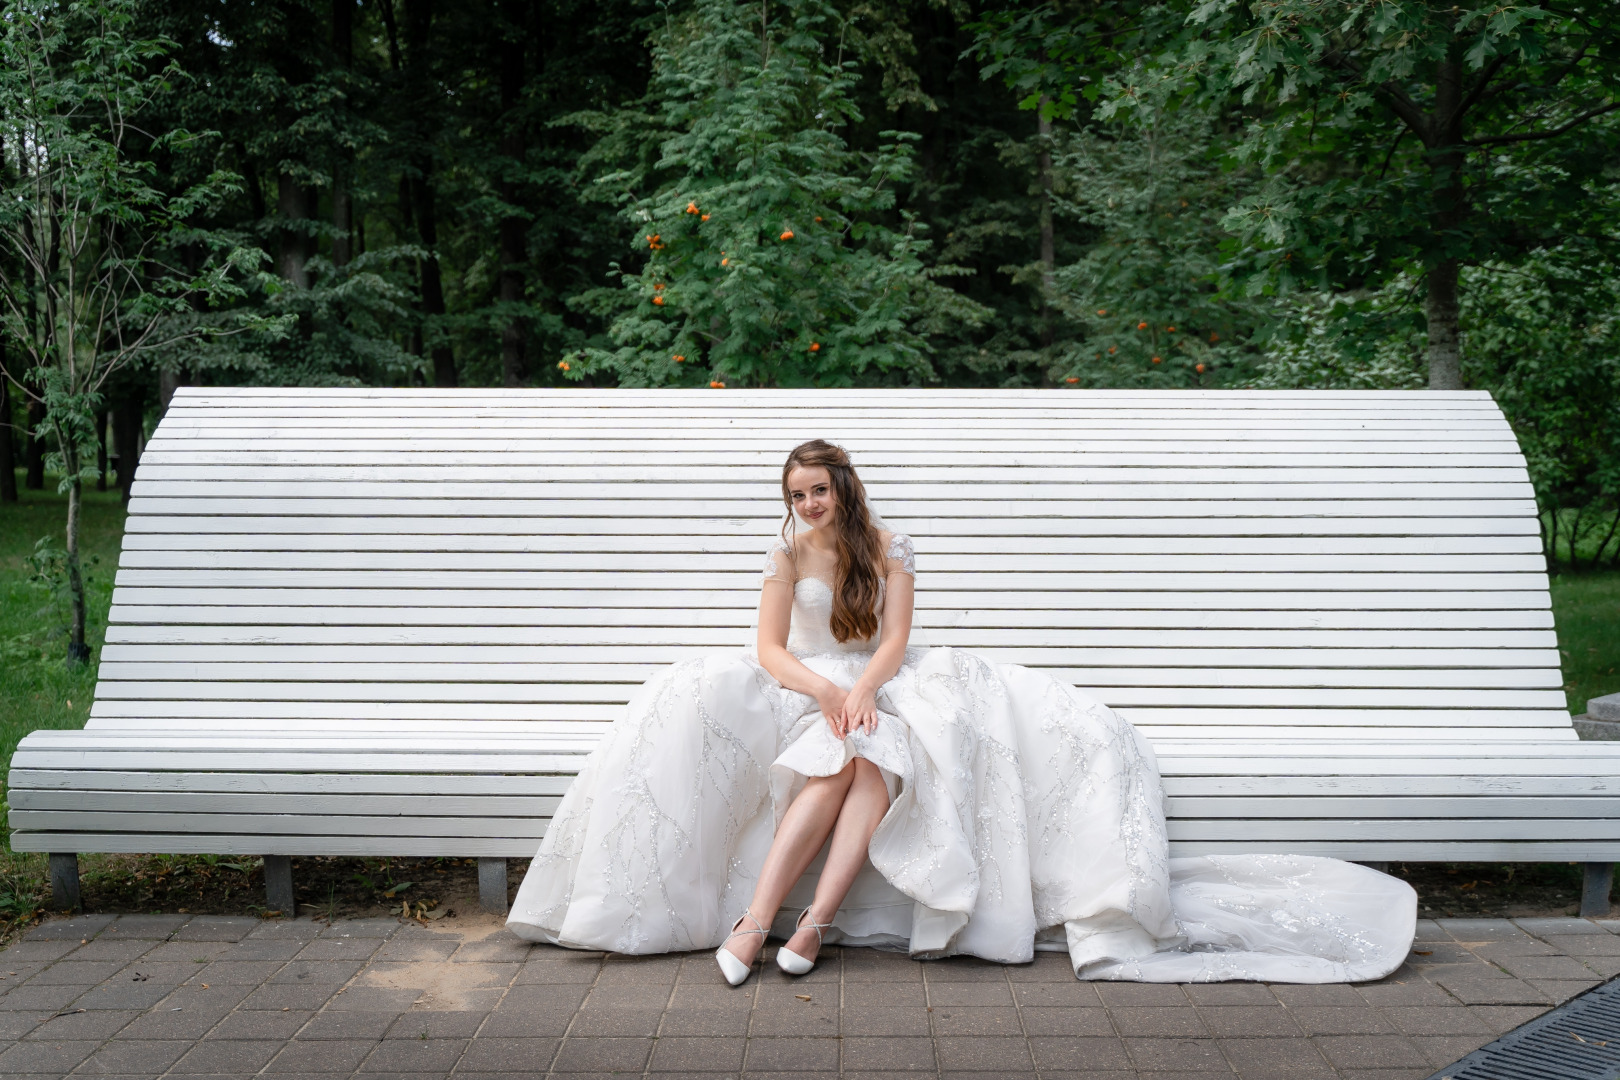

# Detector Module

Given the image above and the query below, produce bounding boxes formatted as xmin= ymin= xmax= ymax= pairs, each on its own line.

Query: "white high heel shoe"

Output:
xmin=776 ymin=906 xmax=834 ymax=976
xmin=715 ymin=911 xmax=767 ymax=987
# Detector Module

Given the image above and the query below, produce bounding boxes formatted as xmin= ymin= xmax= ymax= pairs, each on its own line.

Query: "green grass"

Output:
xmin=1552 ymin=570 xmax=1620 ymax=714
xmin=0 ymin=474 xmax=124 ymax=780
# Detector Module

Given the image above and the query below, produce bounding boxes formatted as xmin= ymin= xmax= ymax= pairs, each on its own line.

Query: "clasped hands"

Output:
xmin=816 ymin=680 xmax=879 ymax=739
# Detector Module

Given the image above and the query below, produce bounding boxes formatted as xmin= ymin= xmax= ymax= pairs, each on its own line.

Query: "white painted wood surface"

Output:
xmin=12 ymin=387 xmax=1616 ymax=862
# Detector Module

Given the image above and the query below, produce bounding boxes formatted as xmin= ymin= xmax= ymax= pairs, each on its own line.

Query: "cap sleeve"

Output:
xmin=884 ymin=532 xmax=915 ymax=577
xmin=763 ymin=537 xmax=796 ymax=586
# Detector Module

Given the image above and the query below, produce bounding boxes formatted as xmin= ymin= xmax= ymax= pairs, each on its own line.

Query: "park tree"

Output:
xmin=976 ymin=1 xmax=1620 ymax=390
xmin=0 ymin=0 xmax=257 ymax=662
xmin=566 ymin=0 xmax=989 ymax=388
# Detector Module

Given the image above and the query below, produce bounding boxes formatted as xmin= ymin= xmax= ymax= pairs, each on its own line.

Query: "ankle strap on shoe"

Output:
xmin=795 ymin=907 xmax=833 ymax=946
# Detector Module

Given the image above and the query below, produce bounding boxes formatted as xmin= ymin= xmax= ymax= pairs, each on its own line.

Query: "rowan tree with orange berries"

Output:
xmin=561 ymin=0 xmax=987 ymax=388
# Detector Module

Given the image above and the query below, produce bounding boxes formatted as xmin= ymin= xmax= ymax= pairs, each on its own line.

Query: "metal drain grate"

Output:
xmin=1427 ymin=976 xmax=1620 ymax=1080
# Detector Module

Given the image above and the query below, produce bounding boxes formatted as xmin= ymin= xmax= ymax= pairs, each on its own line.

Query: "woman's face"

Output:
xmin=786 ymin=465 xmax=836 ymax=530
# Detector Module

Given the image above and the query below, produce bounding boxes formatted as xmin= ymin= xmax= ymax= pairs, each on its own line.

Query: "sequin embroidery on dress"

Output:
xmin=507 ymin=531 xmax=1417 ymax=981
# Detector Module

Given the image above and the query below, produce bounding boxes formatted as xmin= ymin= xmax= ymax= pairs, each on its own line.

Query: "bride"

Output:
xmin=508 ymin=440 xmax=1417 ymax=983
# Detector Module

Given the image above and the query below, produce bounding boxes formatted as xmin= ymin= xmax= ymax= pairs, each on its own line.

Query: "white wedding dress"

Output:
xmin=508 ymin=532 xmax=1417 ymax=982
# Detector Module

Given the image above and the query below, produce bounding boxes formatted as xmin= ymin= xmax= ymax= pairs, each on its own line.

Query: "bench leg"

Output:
xmin=263 ymin=856 xmax=295 ymax=916
xmin=478 ymin=858 xmax=509 ymax=915
xmin=1582 ymin=863 xmax=1614 ymax=918
xmin=49 ymin=853 xmax=81 ymax=913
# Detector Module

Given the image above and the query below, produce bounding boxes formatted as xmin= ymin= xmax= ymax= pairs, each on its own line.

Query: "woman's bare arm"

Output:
xmin=840 ymin=570 xmax=914 ymax=734
xmin=757 ymin=578 xmax=850 ymax=725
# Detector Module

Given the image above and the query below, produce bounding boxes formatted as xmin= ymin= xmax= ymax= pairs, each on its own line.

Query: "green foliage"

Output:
xmin=1046 ymin=105 xmax=1266 ymax=387
xmin=567 ymin=0 xmax=988 ymax=388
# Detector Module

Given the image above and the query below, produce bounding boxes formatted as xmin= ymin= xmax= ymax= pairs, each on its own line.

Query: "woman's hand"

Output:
xmin=816 ymin=684 xmax=850 ymax=737
xmin=841 ymin=682 xmax=879 ymax=736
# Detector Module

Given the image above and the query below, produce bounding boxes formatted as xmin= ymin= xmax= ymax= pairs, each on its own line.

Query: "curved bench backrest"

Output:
xmin=99 ymin=387 xmax=1566 ymax=744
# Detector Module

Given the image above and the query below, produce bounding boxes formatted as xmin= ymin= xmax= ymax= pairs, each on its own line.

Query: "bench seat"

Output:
xmin=12 ymin=387 xmax=1615 ymax=915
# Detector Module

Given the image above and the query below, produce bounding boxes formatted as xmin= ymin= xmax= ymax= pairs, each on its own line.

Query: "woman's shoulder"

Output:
xmin=880 ymin=530 xmax=915 ymax=574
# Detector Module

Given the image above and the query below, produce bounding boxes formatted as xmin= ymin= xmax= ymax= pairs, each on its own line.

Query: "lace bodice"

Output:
xmin=763 ymin=532 xmax=915 ymax=656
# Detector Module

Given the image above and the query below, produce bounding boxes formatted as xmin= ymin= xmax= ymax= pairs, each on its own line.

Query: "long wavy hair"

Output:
xmin=781 ymin=439 xmax=886 ymax=643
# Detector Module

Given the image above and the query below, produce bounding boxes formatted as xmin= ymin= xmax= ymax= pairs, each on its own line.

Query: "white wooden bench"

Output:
xmin=12 ymin=387 xmax=1620 ymax=919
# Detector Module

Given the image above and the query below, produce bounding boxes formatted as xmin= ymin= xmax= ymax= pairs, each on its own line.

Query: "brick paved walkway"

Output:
xmin=1 ymin=911 xmax=1616 ymax=1079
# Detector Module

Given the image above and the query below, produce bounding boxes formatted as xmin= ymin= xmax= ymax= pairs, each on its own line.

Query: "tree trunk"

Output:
xmin=404 ymin=0 xmax=455 ymax=387
xmin=1037 ymin=109 xmax=1055 ymax=351
xmin=0 ymin=376 xmax=17 ymax=502
xmin=25 ymin=390 xmax=45 ymax=489
xmin=413 ymin=171 xmax=457 ymax=387
xmin=1424 ymin=54 xmax=1466 ymax=391
xmin=61 ymin=439 xmax=89 ymax=663
xmin=278 ymin=174 xmax=312 ymax=288
xmin=497 ymin=0 xmax=528 ymax=387
xmin=331 ymin=0 xmax=354 ymax=268
xmin=95 ymin=407 xmax=108 ymax=491
xmin=159 ymin=368 xmax=183 ymax=413
xmin=113 ymin=389 xmax=142 ymax=503
xmin=1425 ymin=259 xmax=1462 ymax=390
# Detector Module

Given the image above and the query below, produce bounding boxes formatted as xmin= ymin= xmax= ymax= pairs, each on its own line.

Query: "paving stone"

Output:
xmin=512 ymin=956 xmax=600 ymax=984
xmin=453 ymin=1036 xmax=561 ymax=1072
xmin=0 ymin=1010 xmax=46 ymax=1039
xmin=746 ymin=1005 xmax=838 ymax=1037
xmin=105 ymin=915 xmax=193 ymax=939
xmin=136 ymin=941 xmax=231 ymax=964
xmin=384 ymin=1010 xmax=486 ymax=1039
xmin=210 ymin=1009 xmax=315 ymax=1039
xmin=117 ymin=1007 xmax=232 ymax=1040
xmin=296 ymin=939 xmax=383 ymax=962
xmin=1433 ymin=977 xmax=1549 ymax=1005
xmin=0 ymin=1037 xmax=101 ymax=1072
xmin=1490 ymin=953 xmax=1598 ymax=980
xmin=925 ymin=959 xmax=1013 ymax=983
xmin=1196 ymin=1004 xmax=1301 ymax=1038
xmin=1412 ymin=1033 xmax=1494 ymax=1068
xmin=840 ymin=1036 xmax=935 ymax=1070
xmin=1007 ymin=955 xmax=1079 ymax=981
xmin=1012 ymin=981 xmax=1102 ymax=1007
xmin=4 ymin=939 xmax=83 ymax=962
xmin=1529 ymin=977 xmax=1602 ymax=1003
xmin=1216 ymin=1036 xmax=1335 ymax=1078
xmin=325 ymin=986 xmax=423 ymax=1011
xmin=0 ymin=982 xmax=84 ymax=1010
xmin=1097 ymin=984 xmax=1190 ymax=1007
xmin=661 ymin=1008 xmax=753 ymax=1036
xmin=174 ymin=918 xmax=259 ymax=942
xmin=1436 ymin=918 xmax=1531 ymax=943
xmin=842 ymin=981 xmax=926 ymax=1007
xmin=643 ymin=1036 xmax=749 ymax=1071
xmin=1182 ymin=983 xmax=1276 ymax=1007
xmin=266 ymin=1038 xmax=378 ymax=1072
xmin=74 ymin=981 xmax=179 ymax=1011
xmin=447 ymin=936 xmax=533 ymax=964
xmin=24 ymin=914 xmax=116 ymax=940
xmin=582 ymin=983 xmax=671 ymax=1009
xmin=1269 ymin=984 xmax=1366 ymax=1007
xmin=1287 ymin=1007 xmax=1395 ymax=1036
xmin=74 ymin=1039 xmax=192 ymax=1074
xmin=1355 ymin=980 xmax=1456 ymax=1007
xmin=1544 ymin=933 xmax=1620 ymax=956
xmin=1028 ymin=1036 xmax=1134 ymax=1072
xmin=170 ymin=1038 xmax=286 ymax=1073
xmin=298 ymin=1010 xmax=399 ymax=1039
xmin=27 ymin=958 xmax=131 ymax=984
xmin=934 ymin=1035 xmax=1033 ymax=1070
xmin=1121 ymin=1037 xmax=1230 ymax=1072
xmin=1383 ymin=1005 xmax=1491 ymax=1036
xmin=1515 ymin=917 xmax=1608 ymax=936
xmin=192 ymin=959 xmax=287 ymax=984
xmin=550 ymin=1035 xmax=655 ymax=1072
xmin=271 ymin=960 xmax=365 ymax=985
xmin=1110 ymin=1006 xmax=1209 ymax=1038
xmin=838 ymin=1006 xmax=931 ymax=1037
xmin=70 ymin=939 xmax=159 ymax=963
xmin=240 ymin=982 xmax=343 ymax=1011
xmin=1313 ymin=1034 xmax=1429 ymax=1070
xmin=358 ymin=1037 xmax=468 ymax=1071
xmin=245 ymin=920 xmax=324 ymax=941
xmin=926 ymin=982 xmax=1013 ymax=1007
xmin=374 ymin=938 xmax=460 ymax=963
xmin=24 ymin=1008 xmax=138 ymax=1039
xmin=1413 ymin=920 xmax=1447 ymax=942
xmin=318 ymin=918 xmax=398 ymax=939
xmin=741 ymin=1036 xmax=839 ymax=1072
xmin=930 ymin=1006 xmax=1023 ymax=1036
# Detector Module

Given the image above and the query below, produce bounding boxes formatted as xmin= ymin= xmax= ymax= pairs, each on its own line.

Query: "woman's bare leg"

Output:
xmin=783 ymin=758 xmax=891 ymax=963
xmin=722 ymin=762 xmax=856 ymax=967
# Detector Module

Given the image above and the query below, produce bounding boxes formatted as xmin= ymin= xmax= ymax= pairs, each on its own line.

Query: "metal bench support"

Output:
xmin=49 ymin=853 xmax=81 ymax=913
xmin=479 ymin=858 xmax=509 ymax=915
xmin=264 ymin=855 xmax=295 ymax=916
xmin=1581 ymin=863 xmax=1613 ymax=918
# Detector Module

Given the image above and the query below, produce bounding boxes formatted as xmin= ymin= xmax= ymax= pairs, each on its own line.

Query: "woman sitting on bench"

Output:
xmin=508 ymin=439 xmax=1416 ymax=983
